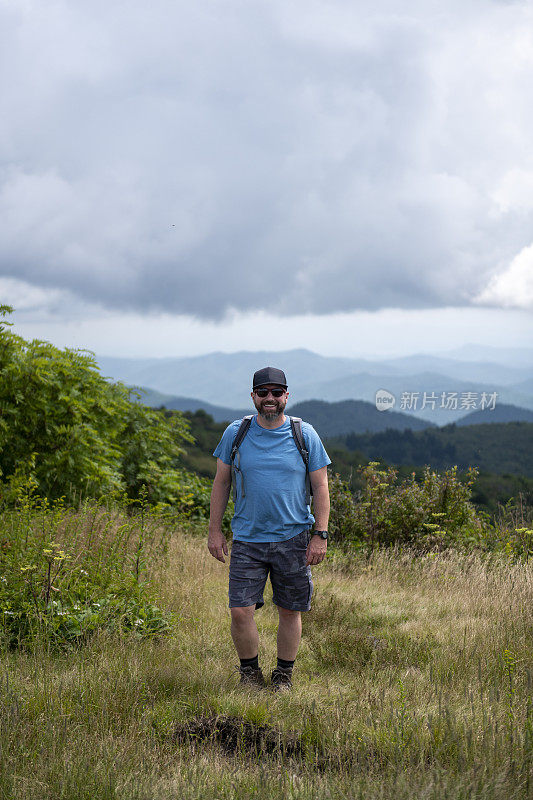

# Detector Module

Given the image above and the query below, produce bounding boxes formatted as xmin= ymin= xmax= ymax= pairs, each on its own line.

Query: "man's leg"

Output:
xmin=230 ymin=605 xmax=259 ymax=658
xmin=276 ymin=606 xmax=302 ymax=661
xmin=269 ymin=532 xmax=313 ymax=690
xmin=228 ymin=539 xmax=268 ymax=686
xmin=230 ymin=605 xmax=265 ymax=687
xmin=269 ymin=606 xmax=302 ymax=691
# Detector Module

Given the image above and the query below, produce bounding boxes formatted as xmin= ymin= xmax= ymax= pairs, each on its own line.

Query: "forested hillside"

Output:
xmin=333 ymin=421 xmax=533 ymax=477
xmin=180 ymin=409 xmax=533 ymax=517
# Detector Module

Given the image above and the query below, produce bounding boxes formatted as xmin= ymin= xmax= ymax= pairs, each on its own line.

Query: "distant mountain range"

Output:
xmin=134 ymin=389 xmax=250 ymax=422
xmin=134 ymin=383 xmax=533 ymax=443
xmin=435 ymin=344 xmax=533 ymax=368
xmin=455 ymin=403 xmax=533 ymax=426
xmin=96 ymin=344 xmax=533 ymax=425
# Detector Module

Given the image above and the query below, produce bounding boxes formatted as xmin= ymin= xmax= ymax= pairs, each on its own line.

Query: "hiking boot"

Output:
xmin=270 ymin=667 xmax=293 ymax=692
xmin=238 ymin=665 xmax=266 ymax=688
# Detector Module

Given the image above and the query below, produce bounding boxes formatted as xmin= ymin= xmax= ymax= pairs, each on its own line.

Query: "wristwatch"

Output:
xmin=313 ymin=530 xmax=328 ymax=540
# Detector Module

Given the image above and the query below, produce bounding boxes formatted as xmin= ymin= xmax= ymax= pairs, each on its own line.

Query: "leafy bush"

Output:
xmin=170 ymin=468 xmax=233 ymax=531
xmin=0 ymin=479 xmax=173 ymax=649
xmin=479 ymin=493 xmax=533 ymax=558
xmin=328 ymin=461 xmax=485 ymax=552
xmin=0 ymin=305 xmax=192 ymax=505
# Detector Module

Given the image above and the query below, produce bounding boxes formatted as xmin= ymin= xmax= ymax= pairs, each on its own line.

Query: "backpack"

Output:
xmin=230 ymin=415 xmax=311 ymax=506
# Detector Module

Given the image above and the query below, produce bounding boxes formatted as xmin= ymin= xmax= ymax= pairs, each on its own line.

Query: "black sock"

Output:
xmin=277 ymin=657 xmax=294 ymax=672
xmin=240 ymin=655 xmax=259 ymax=670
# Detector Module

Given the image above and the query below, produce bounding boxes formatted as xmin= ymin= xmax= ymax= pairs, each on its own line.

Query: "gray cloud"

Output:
xmin=1 ymin=0 xmax=533 ymax=318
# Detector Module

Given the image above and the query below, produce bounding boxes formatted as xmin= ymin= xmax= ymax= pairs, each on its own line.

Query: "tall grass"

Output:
xmin=0 ymin=484 xmax=172 ymax=648
xmin=2 ymin=511 xmax=532 ymax=799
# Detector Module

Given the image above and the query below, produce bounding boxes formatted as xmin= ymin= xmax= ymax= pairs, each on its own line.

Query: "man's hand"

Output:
xmin=208 ymin=530 xmax=229 ymax=563
xmin=306 ymin=534 xmax=327 ymax=566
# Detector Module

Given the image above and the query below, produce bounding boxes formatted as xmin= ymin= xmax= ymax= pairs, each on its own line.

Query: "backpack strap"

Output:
xmin=230 ymin=415 xmax=253 ymax=502
xmin=289 ymin=416 xmax=312 ymax=507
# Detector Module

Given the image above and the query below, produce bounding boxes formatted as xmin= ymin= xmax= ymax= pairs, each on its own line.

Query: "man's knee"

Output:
xmin=230 ymin=605 xmax=256 ymax=625
xmin=276 ymin=605 xmax=301 ymax=619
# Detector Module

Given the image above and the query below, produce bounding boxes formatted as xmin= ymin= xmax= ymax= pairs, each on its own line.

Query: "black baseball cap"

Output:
xmin=252 ymin=367 xmax=288 ymax=390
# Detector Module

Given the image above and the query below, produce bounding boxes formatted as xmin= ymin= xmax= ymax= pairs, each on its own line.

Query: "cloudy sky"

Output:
xmin=1 ymin=0 xmax=532 ymax=358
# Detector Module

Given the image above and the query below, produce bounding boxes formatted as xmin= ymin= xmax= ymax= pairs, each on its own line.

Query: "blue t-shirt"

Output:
xmin=213 ymin=415 xmax=331 ymax=543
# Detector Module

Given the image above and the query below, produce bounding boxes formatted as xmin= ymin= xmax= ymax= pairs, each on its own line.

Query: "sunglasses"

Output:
xmin=254 ymin=387 xmax=286 ymax=398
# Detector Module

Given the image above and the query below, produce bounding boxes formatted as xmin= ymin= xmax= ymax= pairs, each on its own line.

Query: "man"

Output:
xmin=208 ymin=366 xmax=331 ymax=691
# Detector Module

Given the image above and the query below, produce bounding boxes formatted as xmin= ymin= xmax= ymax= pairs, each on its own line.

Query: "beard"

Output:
xmin=253 ymin=397 xmax=286 ymax=421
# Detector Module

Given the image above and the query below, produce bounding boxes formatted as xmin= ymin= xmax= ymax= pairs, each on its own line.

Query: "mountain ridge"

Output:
xmin=96 ymin=346 xmax=533 ymax=419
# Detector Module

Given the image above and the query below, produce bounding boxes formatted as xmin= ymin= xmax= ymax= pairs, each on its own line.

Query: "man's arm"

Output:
xmin=208 ymin=458 xmax=232 ymax=563
xmin=306 ymin=466 xmax=330 ymax=566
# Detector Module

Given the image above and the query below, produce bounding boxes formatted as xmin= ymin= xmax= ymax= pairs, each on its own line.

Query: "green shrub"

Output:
xmin=0 ymin=305 xmax=192 ymax=506
xmin=170 ymin=468 xmax=233 ymax=531
xmin=328 ymin=461 xmax=485 ymax=552
xmin=482 ymin=493 xmax=533 ymax=558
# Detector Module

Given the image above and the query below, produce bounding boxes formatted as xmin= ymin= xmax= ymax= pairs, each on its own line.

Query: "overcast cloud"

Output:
xmin=1 ymin=0 xmax=533 ymax=320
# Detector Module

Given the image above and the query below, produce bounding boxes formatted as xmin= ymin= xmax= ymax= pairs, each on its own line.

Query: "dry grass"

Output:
xmin=2 ymin=526 xmax=532 ymax=799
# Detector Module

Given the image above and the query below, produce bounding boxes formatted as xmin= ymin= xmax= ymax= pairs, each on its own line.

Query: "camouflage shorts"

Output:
xmin=228 ymin=529 xmax=314 ymax=612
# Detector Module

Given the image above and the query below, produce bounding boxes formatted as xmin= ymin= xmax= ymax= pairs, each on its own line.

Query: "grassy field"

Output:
xmin=2 ymin=529 xmax=532 ymax=799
